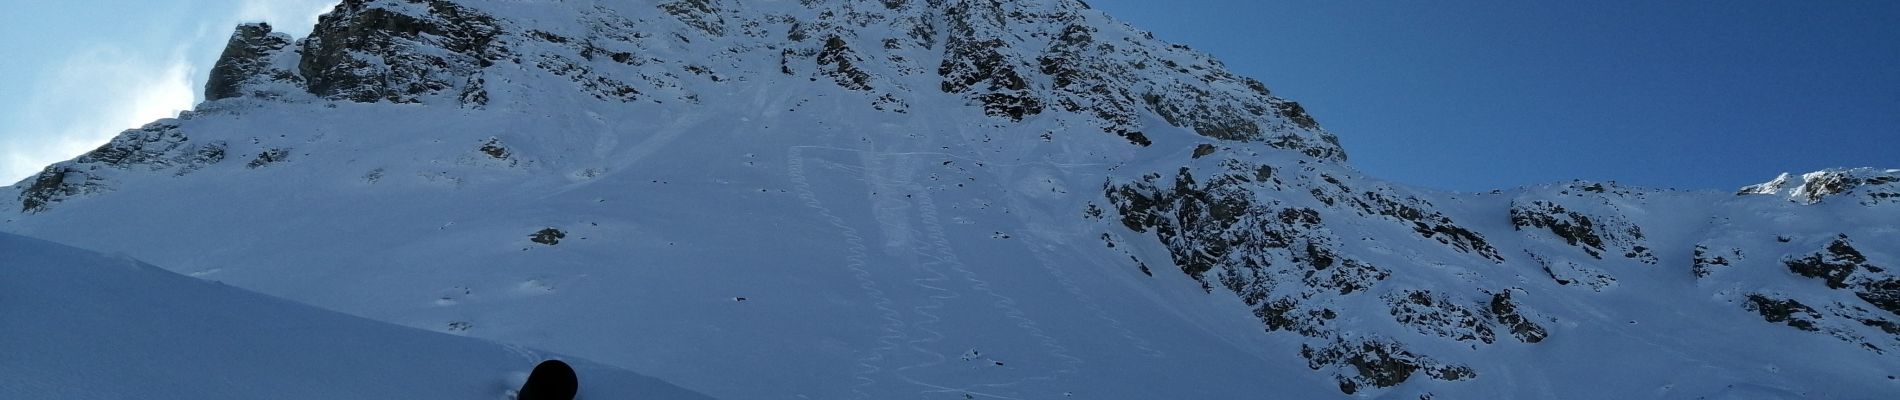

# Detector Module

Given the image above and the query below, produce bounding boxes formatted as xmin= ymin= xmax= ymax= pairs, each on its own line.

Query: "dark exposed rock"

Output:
xmin=1488 ymin=291 xmax=1548 ymax=343
xmin=1304 ymin=174 xmax=1502 ymax=262
xmin=1511 ymin=201 xmax=1603 ymax=254
xmin=1037 ymin=23 xmax=1150 ymax=146
xmin=660 ymin=0 xmax=727 ymax=36
xmin=205 ymin=23 xmax=301 ymax=101
xmin=530 ymin=228 xmax=567 ymax=245
xmin=1192 ymin=143 xmax=1218 ymax=159
xmin=247 ymin=148 xmax=291 ymax=169
xmin=1364 ymin=194 xmax=1500 ymax=262
xmin=1744 ymin=294 xmax=1822 ymax=331
xmin=300 ymin=0 xmax=502 ymax=103
xmin=1856 ymin=279 xmax=1900 ymax=317
xmin=18 ymin=167 xmax=97 ymax=214
xmin=478 ymin=138 xmax=511 ymax=160
xmin=16 ymin=122 xmax=225 ymax=213
xmin=1797 ymin=173 xmax=1865 ymax=204
xmin=940 ymin=36 xmax=1041 ymax=121
xmin=1302 ymin=338 xmax=1475 ymax=394
xmin=1273 ymin=101 xmax=1319 ymax=130
xmin=817 ymin=36 xmax=874 ymax=91
xmin=1785 ymin=235 xmax=1867 ymax=289
xmin=1385 ymin=290 xmax=1496 ymax=344
xmin=1693 ymin=244 xmax=1739 ymax=279
xmin=1510 ymin=200 xmax=1653 ymax=263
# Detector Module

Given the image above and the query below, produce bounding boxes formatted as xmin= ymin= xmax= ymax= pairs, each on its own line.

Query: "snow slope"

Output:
xmin=0 ymin=232 xmax=715 ymax=400
xmin=3 ymin=0 xmax=1898 ymax=398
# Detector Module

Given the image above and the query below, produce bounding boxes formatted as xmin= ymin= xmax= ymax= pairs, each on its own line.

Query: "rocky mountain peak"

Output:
xmin=203 ymin=22 xmax=301 ymax=101
xmin=201 ymin=0 xmax=1344 ymax=160
xmin=1740 ymin=168 xmax=1900 ymax=205
xmin=7 ymin=1 xmax=1897 ymax=398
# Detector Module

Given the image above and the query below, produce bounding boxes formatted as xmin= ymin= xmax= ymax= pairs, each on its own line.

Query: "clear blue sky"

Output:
xmin=1086 ymin=0 xmax=1900 ymax=191
xmin=1 ymin=1 xmax=1895 ymax=191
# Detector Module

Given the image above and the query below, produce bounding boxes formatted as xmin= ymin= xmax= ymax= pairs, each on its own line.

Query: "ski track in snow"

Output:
xmin=500 ymin=342 xmax=543 ymax=363
xmin=786 ymin=146 xmax=908 ymax=400
xmin=800 ymin=144 xmax=1004 ymax=398
xmin=608 ymin=111 xmax=708 ymax=172
xmin=1019 ymin=238 xmax=1167 ymax=359
xmin=987 ymin=161 xmax=1167 ymax=360
xmin=912 ymin=186 xmax=1086 ymax=373
xmin=795 ymin=144 xmax=1091 ymax=400
xmin=798 ymin=142 xmax=1102 ymax=397
xmin=860 ymin=150 xmax=963 ymax=387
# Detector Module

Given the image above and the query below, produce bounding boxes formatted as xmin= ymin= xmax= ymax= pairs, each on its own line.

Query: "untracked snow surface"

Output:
xmin=0 ymin=232 xmax=714 ymax=400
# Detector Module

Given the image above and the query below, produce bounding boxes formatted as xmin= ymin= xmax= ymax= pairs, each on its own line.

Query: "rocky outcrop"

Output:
xmin=1784 ymin=236 xmax=1899 ymax=316
xmin=1745 ymin=294 xmax=1824 ymax=331
xmin=1308 ymin=173 xmax=1502 ymax=262
xmin=530 ymin=227 xmax=566 ymax=245
xmin=14 ymin=122 xmax=225 ymax=213
xmin=204 ymin=23 xmax=302 ymax=101
xmin=1693 ymin=244 xmax=1742 ymax=279
xmin=938 ymin=7 xmax=1048 ymax=122
xmin=299 ymin=0 xmax=501 ymax=103
xmin=1385 ymin=290 xmax=1497 ymax=344
xmin=1488 ymin=291 xmax=1548 ymax=343
xmin=17 ymin=167 xmax=101 ymax=214
xmin=1105 ymin=154 xmax=1515 ymax=393
xmin=1301 ymin=337 xmax=1475 ymax=395
xmin=1510 ymin=196 xmax=1655 ymax=263
xmin=1741 ymin=168 xmax=1900 ymax=206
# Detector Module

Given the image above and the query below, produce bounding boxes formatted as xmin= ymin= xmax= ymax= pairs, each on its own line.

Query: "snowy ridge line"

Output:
xmin=786 ymin=146 xmax=904 ymax=399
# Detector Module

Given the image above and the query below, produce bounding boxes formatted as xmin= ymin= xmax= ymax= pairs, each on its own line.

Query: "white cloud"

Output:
xmin=1 ymin=46 xmax=197 ymax=185
xmin=0 ymin=0 xmax=338 ymax=185
xmin=239 ymin=0 xmax=339 ymax=37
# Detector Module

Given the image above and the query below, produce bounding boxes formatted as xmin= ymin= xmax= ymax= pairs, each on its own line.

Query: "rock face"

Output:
xmin=15 ymin=122 xmax=224 ymax=213
xmin=4 ymin=0 xmax=1898 ymax=398
xmin=299 ymin=0 xmax=501 ymax=103
xmin=204 ymin=23 xmax=301 ymax=101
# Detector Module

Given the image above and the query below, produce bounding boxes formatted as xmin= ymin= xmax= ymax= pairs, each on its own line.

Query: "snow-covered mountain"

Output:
xmin=4 ymin=0 xmax=1896 ymax=398
xmin=0 ymin=231 xmax=713 ymax=400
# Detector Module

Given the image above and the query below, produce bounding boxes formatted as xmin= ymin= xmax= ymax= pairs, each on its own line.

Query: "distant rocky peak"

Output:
xmin=1740 ymin=168 xmax=1900 ymax=205
xmin=203 ymin=22 xmax=302 ymax=101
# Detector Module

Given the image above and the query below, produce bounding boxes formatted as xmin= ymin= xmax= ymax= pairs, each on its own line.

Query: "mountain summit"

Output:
xmin=6 ymin=0 xmax=1896 ymax=398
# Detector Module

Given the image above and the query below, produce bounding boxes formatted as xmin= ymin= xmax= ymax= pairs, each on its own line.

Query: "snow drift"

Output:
xmin=0 ymin=232 xmax=713 ymax=400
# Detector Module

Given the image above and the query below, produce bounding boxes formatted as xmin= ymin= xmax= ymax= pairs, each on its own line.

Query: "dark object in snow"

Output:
xmin=530 ymin=228 xmax=566 ymax=245
xmin=518 ymin=359 xmax=578 ymax=400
